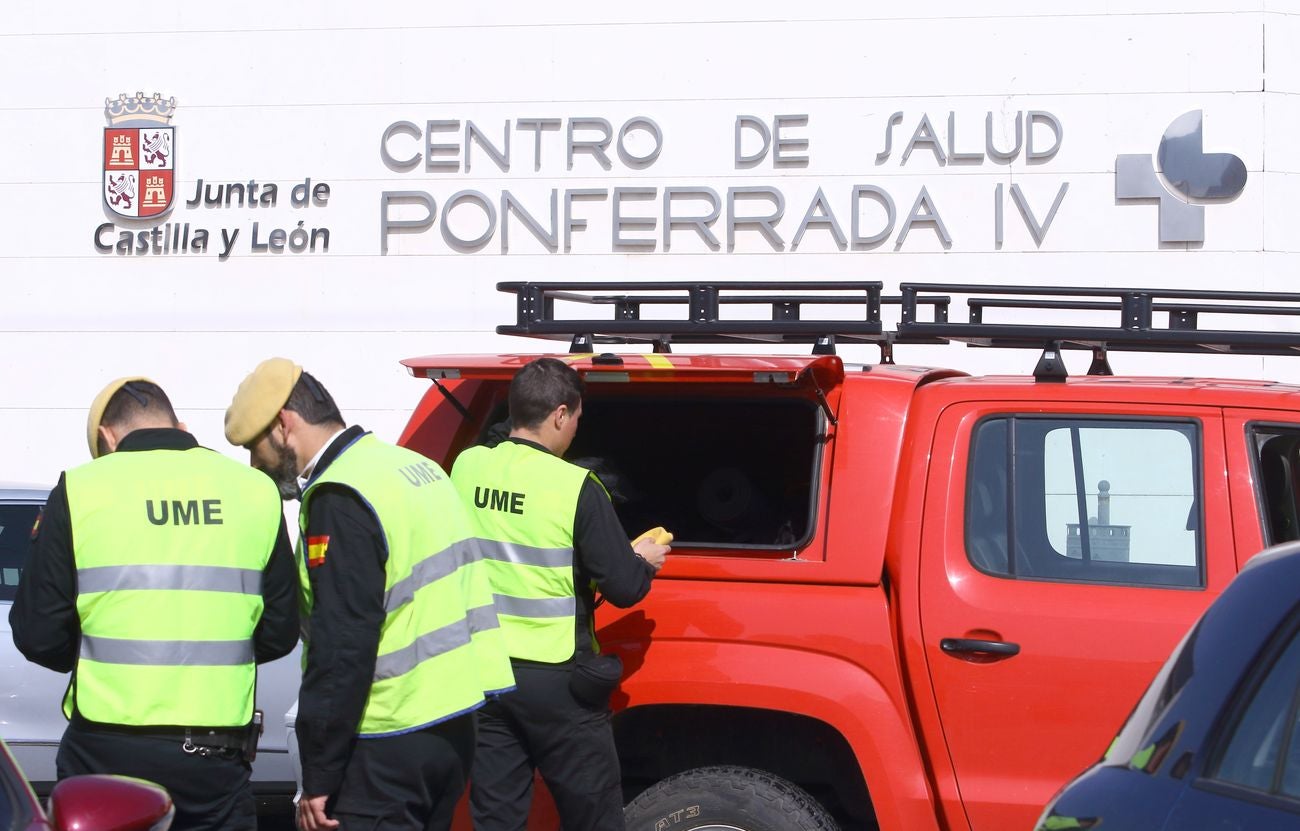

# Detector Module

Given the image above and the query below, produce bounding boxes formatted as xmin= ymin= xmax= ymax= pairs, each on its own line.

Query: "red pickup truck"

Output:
xmin=398 ymin=282 xmax=1300 ymax=831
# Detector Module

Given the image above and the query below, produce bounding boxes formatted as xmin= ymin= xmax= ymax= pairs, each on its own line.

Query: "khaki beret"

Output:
xmin=225 ymin=358 xmax=302 ymax=446
xmin=87 ymin=376 xmax=157 ymax=459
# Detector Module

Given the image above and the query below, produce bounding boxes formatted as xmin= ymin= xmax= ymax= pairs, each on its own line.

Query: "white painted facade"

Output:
xmin=2 ymin=2 xmax=1298 ymax=484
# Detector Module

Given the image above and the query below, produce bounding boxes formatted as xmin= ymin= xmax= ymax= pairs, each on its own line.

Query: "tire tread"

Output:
xmin=625 ymin=764 xmax=840 ymax=831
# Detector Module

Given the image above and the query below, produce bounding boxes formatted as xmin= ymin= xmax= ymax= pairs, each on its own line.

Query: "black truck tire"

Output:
xmin=624 ymin=765 xmax=840 ymax=831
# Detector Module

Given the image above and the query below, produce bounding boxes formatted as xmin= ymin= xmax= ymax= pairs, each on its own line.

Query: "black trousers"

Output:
xmin=329 ymin=712 xmax=476 ymax=831
xmin=56 ymin=723 xmax=255 ymax=831
xmin=470 ymin=665 xmax=623 ymax=831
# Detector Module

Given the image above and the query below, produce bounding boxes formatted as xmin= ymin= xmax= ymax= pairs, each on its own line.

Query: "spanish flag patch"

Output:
xmin=307 ymin=535 xmax=329 ymax=569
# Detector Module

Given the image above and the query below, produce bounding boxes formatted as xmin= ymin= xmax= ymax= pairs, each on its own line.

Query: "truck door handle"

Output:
xmin=940 ymin=638 xmax=1021 ymax=657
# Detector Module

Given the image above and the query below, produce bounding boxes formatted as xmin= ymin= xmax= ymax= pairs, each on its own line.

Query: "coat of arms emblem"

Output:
xmin=103 ymin=92 xmax=176 ymax=219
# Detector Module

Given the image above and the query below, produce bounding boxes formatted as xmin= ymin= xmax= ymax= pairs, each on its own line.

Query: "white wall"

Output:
xmin=2 ymin=2 xmax=1297 ymax=484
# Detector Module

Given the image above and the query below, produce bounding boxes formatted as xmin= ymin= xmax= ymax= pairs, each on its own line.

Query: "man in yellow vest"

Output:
xmin=225 ymin=358 xmax=513 ymax=831
xmin=451 ymin=357 xmax=670 ymax=831
xmin=9 ymin=377 xmax=300 ymax=830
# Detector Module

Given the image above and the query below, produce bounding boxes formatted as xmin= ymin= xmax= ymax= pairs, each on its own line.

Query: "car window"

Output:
xmin=0 ymin=504 xmax=41 ymax=603
xmin=1210 ymin=618 xmax=1300 ymax=797
xmin=966 ymin=417 xmax=1203 ymax=587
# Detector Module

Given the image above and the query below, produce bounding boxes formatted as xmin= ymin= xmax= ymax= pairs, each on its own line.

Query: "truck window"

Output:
xmin=0 ymin=504 xmax=40 ymax=602
xmin=570 ymin=394 xmax=822 ymax=549
xmin=965 ymin=416 xmax=1203 ymax=588
xmin=1251 ymin=426 xmax=1300 ymax=546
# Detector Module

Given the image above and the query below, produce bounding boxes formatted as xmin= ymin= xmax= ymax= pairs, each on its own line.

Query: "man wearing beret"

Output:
xmin=225 ymin=358 xmax=514 ymax=831
xmin=10 ymin=377 xmax=300 ymax=830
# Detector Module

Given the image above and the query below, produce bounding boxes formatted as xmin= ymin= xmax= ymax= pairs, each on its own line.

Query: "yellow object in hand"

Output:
xmin=632 ymin=526 xmax=674 ymax=546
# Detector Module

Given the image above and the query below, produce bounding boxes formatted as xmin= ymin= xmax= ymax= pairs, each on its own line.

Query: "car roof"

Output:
xmin=0 ymin=483 xmax=50 ymax=501
xmin=1241 ymin=539 xmax=1300 ymax=573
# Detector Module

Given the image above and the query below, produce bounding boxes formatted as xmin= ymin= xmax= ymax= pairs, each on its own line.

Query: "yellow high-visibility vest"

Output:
xmin=451 ymin=441 xmax=597 ymax=664
xmin=300 ymin=434 xmax=513 ymax=737
xmin=65 ymin=446 xmax=281 ymax=727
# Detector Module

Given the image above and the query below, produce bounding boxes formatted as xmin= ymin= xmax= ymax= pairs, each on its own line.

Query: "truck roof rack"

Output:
xmin=496 ymin=281 xmax=1300 ymax=371
xmin=897 ymin=283 xmax=1300 ymax=354
xmin=496 ymin=281 xmax=949 ymax=356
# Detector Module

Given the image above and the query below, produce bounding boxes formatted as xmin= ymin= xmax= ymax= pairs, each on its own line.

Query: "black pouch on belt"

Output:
xmin=569 ymin=653 xmax=623 ymax=708
xmin=241 ymin=710 xmax=264 ymax=763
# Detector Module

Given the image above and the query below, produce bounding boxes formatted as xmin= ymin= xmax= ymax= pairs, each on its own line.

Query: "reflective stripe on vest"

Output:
xmin=492 ymin=594 xmax=576 ymax=618
xmin=383 ymin=538 xmax=477 ymax=612
xmin=477 ymin=540 xmax=573 ymax=569
xmin=373 ymin=603 xmax=501 ymax=681
xmin=450 ymin=441 xmax=592 ymax=664
xmin=81 ymin=635 xmax=255 ymax=666
xmin=300 ymin=434 xmax=514 ymax=738
xmin=65 ymin=446 xmax=280 ymax=728
xmin=77 ymin=564 xmax=262 ymax=595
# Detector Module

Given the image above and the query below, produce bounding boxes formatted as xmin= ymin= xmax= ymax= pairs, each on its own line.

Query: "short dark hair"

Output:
xmin=283 ymin=371 xmax=345 ymax=428
xmin=509 ymin=358 xmax=584 ymax=429
xmin=97 ymin=381 xmax=178 ymax=456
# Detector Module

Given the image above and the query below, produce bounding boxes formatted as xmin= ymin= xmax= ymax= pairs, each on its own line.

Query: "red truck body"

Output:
xmin=397 ymin=284 xmax=1300 ymax=831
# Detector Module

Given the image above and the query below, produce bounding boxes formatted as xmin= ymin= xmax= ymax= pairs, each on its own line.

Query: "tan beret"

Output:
xmin=225 ymin=358 xmax=302 ymax=446
xmin=87 ymin=376 xmax=157 ymax=459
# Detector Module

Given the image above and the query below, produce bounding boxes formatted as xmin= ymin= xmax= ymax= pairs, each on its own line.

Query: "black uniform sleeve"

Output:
xmin=9 ymin=474 xmax=79 ymax=673
xmin=296 ymin=485 xmax=387 ymax=797
xmin=252 ymin=515 xmax=300 ymax=664
xmin=573 ymin=476 xmax=654 ymax=608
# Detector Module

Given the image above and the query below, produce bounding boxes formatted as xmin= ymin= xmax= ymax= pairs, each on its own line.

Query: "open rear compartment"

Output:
xmin=574 ymin=389 xmax=824 ymax=551
xmin=457 ymin=380 xmax=828 ymax=557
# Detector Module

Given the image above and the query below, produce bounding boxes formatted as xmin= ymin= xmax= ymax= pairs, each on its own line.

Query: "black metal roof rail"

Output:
xmin=897 ymin=283 xmax=1300 ymax=357
xmin=497 ymin=281 xmax=950 ymax=354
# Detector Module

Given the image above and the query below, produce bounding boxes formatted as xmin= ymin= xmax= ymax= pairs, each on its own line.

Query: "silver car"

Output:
xmin=0 ymin=483 xmax=302 ymax=816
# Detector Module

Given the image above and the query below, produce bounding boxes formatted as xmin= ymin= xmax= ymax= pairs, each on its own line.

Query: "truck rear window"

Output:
xmin=965 ymin=416 xmax=1203 ymax=588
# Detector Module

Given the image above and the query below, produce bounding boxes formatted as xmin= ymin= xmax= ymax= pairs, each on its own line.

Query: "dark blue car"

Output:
xmin=1037 ymin=540 xmax=1300 ymax=830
